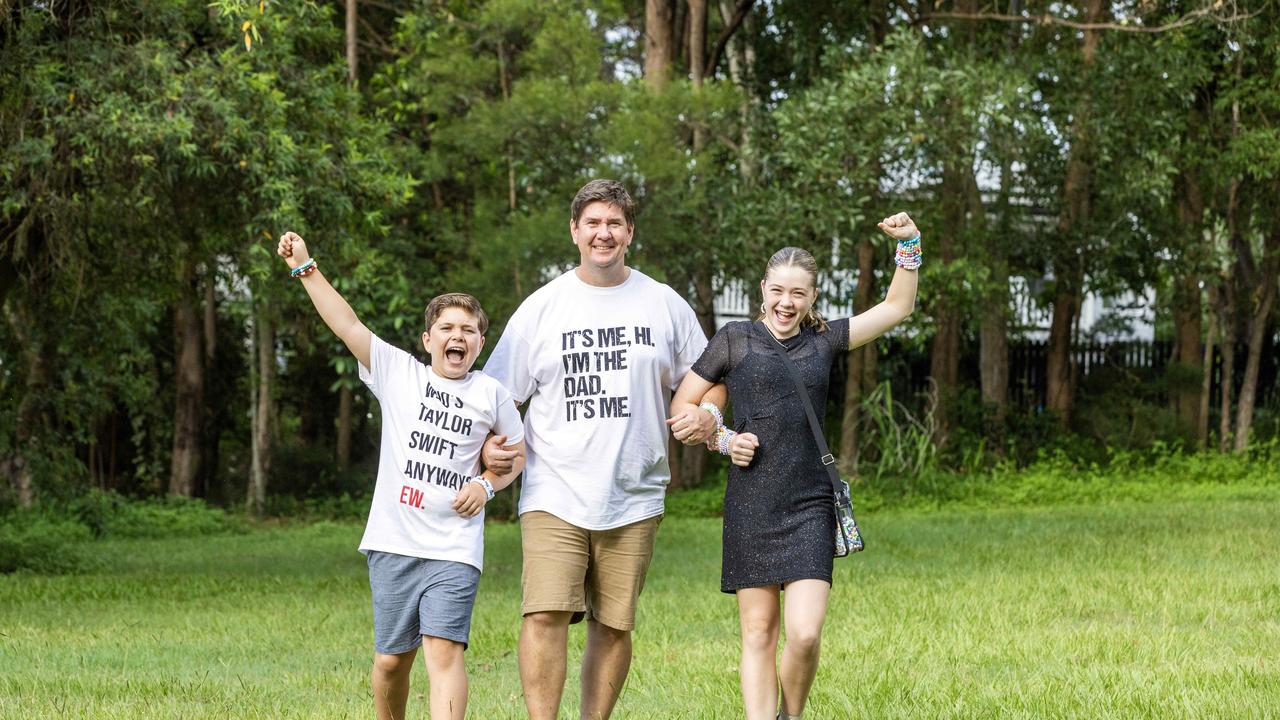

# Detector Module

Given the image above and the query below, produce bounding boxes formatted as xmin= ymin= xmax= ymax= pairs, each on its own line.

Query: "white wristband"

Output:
xmin=471 ymin=476 xmax=495 ymax=500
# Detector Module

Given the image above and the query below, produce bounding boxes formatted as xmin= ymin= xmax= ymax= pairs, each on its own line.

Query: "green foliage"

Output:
xmin=0 ymin=513 xmax=92 ymax=574
xmin=72 ymin=491 xmax=245 ymax=539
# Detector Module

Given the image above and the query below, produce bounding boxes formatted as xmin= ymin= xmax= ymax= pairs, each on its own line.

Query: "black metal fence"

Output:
xmin=830 ymin=336 xmax=1278 ymax=416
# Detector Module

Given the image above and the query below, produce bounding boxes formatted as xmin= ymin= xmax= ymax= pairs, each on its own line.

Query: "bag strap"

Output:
xmin=754 ymin=322 xmax=844 ymax=496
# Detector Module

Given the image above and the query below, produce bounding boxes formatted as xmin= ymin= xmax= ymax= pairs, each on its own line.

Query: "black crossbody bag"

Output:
xmin=757 ymin=323 xmax=865 ymax=556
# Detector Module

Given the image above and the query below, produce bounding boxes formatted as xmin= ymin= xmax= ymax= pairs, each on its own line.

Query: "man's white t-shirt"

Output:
xmin=357 ymin=334 xmax=523 ymax=571
xmin=484 ymin=268 xmax=707 ymax=530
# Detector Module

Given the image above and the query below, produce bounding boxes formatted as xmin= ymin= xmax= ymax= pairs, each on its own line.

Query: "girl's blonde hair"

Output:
xmin=755 ymin=246 xmax=829 ymax=332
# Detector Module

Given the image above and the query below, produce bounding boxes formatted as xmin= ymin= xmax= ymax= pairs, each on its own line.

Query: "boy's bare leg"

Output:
xmin=519 ymin=610 xmax=572 ymax=720
xmin=372 ymin=648 xmax=418 ymax=720
xmin=423 ymin=636 xmax=468 ymax=720
xmin=580 ymin=620 xmax=631 ymax=720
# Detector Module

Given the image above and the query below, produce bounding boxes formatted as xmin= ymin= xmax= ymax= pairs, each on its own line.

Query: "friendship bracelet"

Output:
xmin=709 ymin=425 xmax=737 ymax=455
xmin=895 ymin=235 xmax=922 ymax=270
xmin=290 ymin=258 xmax=317 ymax=278
xmin=699 ymin=402 xmax=723 ymax=427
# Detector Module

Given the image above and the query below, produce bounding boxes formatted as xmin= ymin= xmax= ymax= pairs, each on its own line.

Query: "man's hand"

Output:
xmin=876 ymin=212 xmax=919 ymax=241
xmin=452 ymin=481 xmax=488 ymax=518
xmin=277 ymin=231 xmax=312 ymax=270
xmin=729 ymin=432 xmax=759 ymax=467
xmin=666 ymin=407 xmax=717 ymax=446
xmin=481 ymin=434 xmax=520 ymax=475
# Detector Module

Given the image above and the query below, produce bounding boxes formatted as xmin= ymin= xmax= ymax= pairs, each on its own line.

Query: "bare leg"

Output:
xmin=372 ymin=648 xmax=418 ymax=720
xmin=737 ymin=586 xmax=782 ymax=720
xmin=580 ymin=620 xmax=632 ymax=719
xmin=519 ymin=611 xmax=572 ymax=720
xmin=778 ymin=580 xmax=831 ymax=716
xmin=422 ymin=636 xmax=468 ymax=720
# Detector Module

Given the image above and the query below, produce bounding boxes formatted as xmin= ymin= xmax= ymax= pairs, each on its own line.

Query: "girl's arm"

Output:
xmin=278 ymin=232 xmax=373 ymax=369
xmin=848 ymin=212 xmax=921 ymax=350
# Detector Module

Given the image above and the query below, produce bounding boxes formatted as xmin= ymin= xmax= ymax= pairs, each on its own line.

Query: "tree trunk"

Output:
xmin=2 ymin=299 xmax=45 ymax=508
xmin=644 ymin=0 xmax=676 ymax=89
xmin=839 ymin=239 xmax=877 ymax=473
xmin=1045 ymin=0 xmax=1103 ymax=427
xmin=1233 ymin=225 xmax=1279 ymax=452
xmin=1217 ymin=276 xmax=1236 ymax=452
xmin=1170 ymin=274 xmax=1202 ymax=434
xmin=929 ymin=160 xmax=966 ymax=447
xmin=169 ymin=288 xmax=203 ymax=497
xmin=248 ymin=308 xmax=274 ymax=515
xmin=345 ymin=0 xmax=358 ymax=86
xmin=1198 ymin=285 xmax=1216 ymax=449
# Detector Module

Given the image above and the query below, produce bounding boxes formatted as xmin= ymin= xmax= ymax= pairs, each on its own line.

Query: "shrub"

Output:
xmin=0 ymin=514 xmax=92 ymax=574
xmin=73 ymin=490 xmax=243 ymax=539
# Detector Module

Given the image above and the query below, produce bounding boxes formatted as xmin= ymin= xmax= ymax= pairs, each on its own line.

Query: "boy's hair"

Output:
xmin=423 ymin=293 xmax=489 ymax=334
xmin=571 ymin=179 xmax=636 ymax=227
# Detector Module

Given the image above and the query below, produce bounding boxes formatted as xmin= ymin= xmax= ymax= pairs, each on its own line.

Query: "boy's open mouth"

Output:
xmin=445 ymin=346 xmax=466 ymax=362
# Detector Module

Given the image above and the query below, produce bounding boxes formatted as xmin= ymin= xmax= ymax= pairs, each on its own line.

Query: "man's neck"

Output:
xmin=575 ymin=264 xmax=630 ymax=288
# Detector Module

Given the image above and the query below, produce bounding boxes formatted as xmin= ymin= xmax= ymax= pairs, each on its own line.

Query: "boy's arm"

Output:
xmin=453 ymin=440 xmax=526 ymax=518
xmin=278 ymin=232 xmax=373 ymax=369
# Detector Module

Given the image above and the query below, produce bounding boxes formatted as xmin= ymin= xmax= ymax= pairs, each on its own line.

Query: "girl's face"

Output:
xmin=760 ymin=265 xmax=817 ymax=339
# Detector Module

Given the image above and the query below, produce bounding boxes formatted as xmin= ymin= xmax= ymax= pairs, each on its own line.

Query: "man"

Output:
xmin=484 ymin=179 xmax=717 ymax=719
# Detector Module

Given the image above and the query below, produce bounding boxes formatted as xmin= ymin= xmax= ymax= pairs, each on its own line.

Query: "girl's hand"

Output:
xmin=876 ymin=212 xmax=919 ymax=241
xmin=277 ymin=231 xmax=311 ymax=269
xmin=730 ymin=432 xmax=760 ymax=467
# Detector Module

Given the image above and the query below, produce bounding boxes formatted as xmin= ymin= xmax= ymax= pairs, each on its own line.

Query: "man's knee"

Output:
xmin=524 ymin=610 xmax=574 ymax=634
xmin=586 ymin=618 xmax=629 ymax=646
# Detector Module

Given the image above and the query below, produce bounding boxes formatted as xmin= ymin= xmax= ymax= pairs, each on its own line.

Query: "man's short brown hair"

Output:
xmin=571 ymin=179 xmax=636 ymax=227
xmin=423 ymin=293 xmax=489 ymax=334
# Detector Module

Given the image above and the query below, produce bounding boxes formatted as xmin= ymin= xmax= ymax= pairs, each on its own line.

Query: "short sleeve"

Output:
xmin=358 ymin=334 xmax=416 ymax=399
xmin=820 ymin=318 xmax=850 ymax=353
xmin=671 ymin=303 xmax=709 ymax=390
xmin=492 ymin=387 xmax=525 ymax=446
xmin=483 ymin=322 xmax=537 ymax=403
xmin=691 ymin=324 xmax=733 ymax=384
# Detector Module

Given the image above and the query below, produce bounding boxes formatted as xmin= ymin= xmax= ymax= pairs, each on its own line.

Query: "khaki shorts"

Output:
xmin=519 ymin=511 xmax=661 ymax=631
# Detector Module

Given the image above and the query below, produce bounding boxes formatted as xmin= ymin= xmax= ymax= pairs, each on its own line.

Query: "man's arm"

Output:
xmin=278 ymin=232 xmax=373 ymax=369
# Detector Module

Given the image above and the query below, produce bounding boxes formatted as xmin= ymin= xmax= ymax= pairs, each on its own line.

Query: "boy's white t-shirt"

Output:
xmin=484 ymin=268 xmax=707 ymax=530
xmin=357 ymin=334 xmax=523 ymax=571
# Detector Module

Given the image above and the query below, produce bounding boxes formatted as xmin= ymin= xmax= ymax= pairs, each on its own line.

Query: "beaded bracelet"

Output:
xmin=699 ymin=402 xmax=723 ymax=427
xmin=708 ymin=424 xmax=737 ymax=455
xmin=895 ymin=235 xmax=922 ymax=270
xmin=290 ymin=258 xmax=318 ymax=278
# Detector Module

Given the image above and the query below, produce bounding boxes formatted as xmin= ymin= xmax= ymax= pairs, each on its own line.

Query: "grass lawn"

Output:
xmin=2 ymin=497 xmax=1278 ymax=719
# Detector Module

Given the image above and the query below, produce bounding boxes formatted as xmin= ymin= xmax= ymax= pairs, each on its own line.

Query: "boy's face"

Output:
xmin=422 ymin=306 xmax=485 ymax=379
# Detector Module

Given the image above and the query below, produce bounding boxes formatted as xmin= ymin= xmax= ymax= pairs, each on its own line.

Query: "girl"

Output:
xmin=670 ymin=213 xmax=921 ymax=720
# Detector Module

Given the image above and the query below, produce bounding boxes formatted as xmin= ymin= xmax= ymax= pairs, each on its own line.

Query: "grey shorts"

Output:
xmin=367 ymin=551 xmax=481 ymax=654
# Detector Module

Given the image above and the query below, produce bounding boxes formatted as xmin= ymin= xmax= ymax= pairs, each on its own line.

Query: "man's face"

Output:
xmin=422 ymin=306 xmax=485 ymax=379
xmin=571 ymin=201 xmax=633 ymax=271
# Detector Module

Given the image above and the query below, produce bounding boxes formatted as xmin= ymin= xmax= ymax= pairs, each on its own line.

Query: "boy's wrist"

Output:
xmin=470 ymin=476 xmax=495 ymax=501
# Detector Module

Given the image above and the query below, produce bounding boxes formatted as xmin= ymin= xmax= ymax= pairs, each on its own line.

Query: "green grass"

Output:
xmin=2 ymin=499 xmax=1279 ymax=719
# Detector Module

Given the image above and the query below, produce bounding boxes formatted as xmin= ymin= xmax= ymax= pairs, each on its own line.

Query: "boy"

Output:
xmin=277 ymin=231 xmax=525 ymax=720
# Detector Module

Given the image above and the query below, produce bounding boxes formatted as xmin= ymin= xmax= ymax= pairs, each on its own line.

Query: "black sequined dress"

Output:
xmin=691 ymin=319 xmax=850 ymax=593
